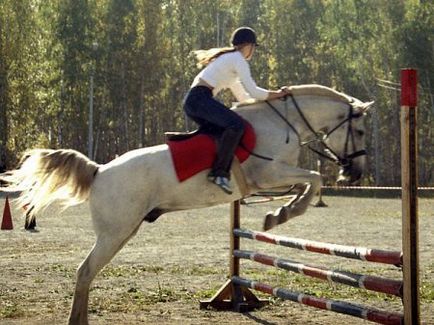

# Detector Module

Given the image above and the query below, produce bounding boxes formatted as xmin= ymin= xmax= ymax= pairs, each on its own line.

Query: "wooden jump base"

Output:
xmin=201 ymin=70 xmax=420 ymax=324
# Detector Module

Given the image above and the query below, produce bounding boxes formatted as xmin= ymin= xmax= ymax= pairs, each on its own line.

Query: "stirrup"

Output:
xmin=211 ymin=176 xmax=233 ymax=195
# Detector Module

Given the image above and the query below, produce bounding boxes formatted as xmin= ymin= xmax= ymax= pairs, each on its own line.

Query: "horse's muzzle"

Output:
xmin=336 ymin=164 xmax=362 ymax=186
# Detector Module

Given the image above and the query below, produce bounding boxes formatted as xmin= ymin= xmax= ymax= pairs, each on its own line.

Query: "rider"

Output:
xmin=184 ymin=26 xmax=290 ymax=194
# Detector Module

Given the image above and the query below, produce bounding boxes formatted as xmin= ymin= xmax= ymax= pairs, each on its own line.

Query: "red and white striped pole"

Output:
xmin=400 ymin=68 xmax=420 ymax=325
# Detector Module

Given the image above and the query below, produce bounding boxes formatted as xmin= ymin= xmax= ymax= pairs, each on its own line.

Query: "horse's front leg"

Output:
xmin=253 ymin=167 xmax=321 ymax=231
xmin=263 ymin=182 xmax=312 ymax=230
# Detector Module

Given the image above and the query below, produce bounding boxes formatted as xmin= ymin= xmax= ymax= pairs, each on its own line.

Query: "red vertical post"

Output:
xmin=400 ymin=68 xmax=420 ymax=325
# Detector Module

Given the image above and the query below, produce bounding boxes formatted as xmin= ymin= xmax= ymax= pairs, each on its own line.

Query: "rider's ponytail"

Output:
xmin=194 ymin=27 xmax=257 ymax=68
xmin=193 ymin=47 xmax=237 ymax=68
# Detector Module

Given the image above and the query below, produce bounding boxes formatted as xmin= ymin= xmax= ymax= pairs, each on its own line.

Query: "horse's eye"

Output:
xmin=356 ymin=130 xmax=364 ymax=137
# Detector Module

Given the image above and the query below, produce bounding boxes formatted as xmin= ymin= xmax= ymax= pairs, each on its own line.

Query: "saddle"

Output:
xmin=165 ymin=124 xmax=222 ymax=142
xmin=166 ymin=120 xmax=256 ymax=184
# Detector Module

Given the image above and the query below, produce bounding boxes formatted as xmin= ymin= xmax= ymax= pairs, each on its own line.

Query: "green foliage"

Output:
xmin=0 ymin=301 xmax=25 ymax=318
xmin=0 ymin=0 xmax=432 ymax=185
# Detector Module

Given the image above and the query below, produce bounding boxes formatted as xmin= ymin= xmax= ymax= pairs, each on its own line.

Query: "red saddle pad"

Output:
xmin=167 ymin=121 xmax=256 ymax=182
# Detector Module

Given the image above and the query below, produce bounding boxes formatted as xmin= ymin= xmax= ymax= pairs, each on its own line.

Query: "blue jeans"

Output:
xmin=184 ymin=86 xmax=245 ymax=178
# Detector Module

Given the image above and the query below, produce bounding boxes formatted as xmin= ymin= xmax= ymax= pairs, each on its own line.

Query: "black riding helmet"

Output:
xmin=231 ymin=27 xmax=259 ymax=46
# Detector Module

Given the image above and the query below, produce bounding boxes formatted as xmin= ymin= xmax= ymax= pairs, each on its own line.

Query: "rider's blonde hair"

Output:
xmin=193 ymin=47 xmax=236 ymax=68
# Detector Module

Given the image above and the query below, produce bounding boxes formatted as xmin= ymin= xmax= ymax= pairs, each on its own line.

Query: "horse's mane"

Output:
xmin=289 ymin=84 xmax=353 ymax=103
xmin=234 ymin=84 xmax=355 ymax=108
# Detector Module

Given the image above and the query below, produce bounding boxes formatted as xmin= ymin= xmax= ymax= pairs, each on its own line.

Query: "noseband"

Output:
xmin=265 ymin=95 xmax=366 ymax=168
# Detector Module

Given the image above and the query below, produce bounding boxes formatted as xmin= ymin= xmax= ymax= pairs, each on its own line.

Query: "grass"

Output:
xmin=91 ymin=261 xmax=434 ymax=308
xmin=0 ymin=302 xmax=25 ymax=319
xmin=7 ymin=260 xmax=432 ymax=314
xmin=98 ymin=264 xmax=223 ymax=279
xmin=421 ymin=280 xmax=434 ymax=301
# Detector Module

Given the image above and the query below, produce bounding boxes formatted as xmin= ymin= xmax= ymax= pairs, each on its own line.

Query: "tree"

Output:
xmin=56 ymin=0 xmax=95 ymax=152
xmin=1 ymin=0 xmax=432 ymax=185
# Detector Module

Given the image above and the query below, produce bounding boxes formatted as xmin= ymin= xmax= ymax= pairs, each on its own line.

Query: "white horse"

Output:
xmin=1 ymin=84 xmax=373 ymax=325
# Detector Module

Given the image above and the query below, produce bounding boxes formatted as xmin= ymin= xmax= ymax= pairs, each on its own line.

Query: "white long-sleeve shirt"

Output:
xmin=192 ymin=51 xmax=269 ymax=102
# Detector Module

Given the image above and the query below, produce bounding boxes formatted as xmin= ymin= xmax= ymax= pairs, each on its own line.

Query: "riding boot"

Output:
xmin=210 ymin=127 xmax=244 ymax=179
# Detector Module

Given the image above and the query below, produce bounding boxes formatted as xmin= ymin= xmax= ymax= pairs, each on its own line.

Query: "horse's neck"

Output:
xmin=292 ymin=96 xmax=347 ymax=139
xmin=237 ymin=96 xmax=347 ymax=142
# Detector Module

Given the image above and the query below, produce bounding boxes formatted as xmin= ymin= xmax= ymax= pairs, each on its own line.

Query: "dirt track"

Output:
xmin=1 ymin=196 xmax=433 ymax=324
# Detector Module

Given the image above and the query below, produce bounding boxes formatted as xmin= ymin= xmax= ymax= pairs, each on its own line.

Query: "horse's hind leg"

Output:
xmin=68 ymin=220 xmax=143 ymax=325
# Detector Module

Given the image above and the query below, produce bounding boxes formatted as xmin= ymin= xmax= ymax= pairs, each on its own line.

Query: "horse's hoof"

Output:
xmin=263 ymin=213 xmax=278 ymax=231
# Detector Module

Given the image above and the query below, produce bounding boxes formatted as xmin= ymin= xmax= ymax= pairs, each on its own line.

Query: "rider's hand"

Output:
xmin=280 ymin=86 xmax=291 ymax=95
xmin=267 ymin=87 xmax=291 ymax=100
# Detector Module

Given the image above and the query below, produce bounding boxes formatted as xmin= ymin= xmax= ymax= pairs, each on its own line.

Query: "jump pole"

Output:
xmin=400 ymin=68 xmax=420 ymax=325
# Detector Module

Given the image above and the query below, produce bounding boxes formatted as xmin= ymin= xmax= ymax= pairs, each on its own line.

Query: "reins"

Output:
xmin=264 ymin=95 xmax=366 ymax=168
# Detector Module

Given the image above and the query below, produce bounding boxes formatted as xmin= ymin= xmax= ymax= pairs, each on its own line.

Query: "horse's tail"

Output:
xmin=2 ymin=149 xmax=99 ymax=220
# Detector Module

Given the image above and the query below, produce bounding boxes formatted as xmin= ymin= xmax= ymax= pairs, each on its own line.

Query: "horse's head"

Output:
xmin=323 ymin=100 xmax=374 ymax=185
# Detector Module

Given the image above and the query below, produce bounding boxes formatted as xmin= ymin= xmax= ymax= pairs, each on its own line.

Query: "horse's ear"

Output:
xmin=359 ymin=101 xmax=374 ymax=113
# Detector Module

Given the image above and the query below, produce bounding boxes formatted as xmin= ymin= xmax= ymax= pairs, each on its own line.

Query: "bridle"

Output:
xmin=265 ymin=95 xmax=367 ymax=169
